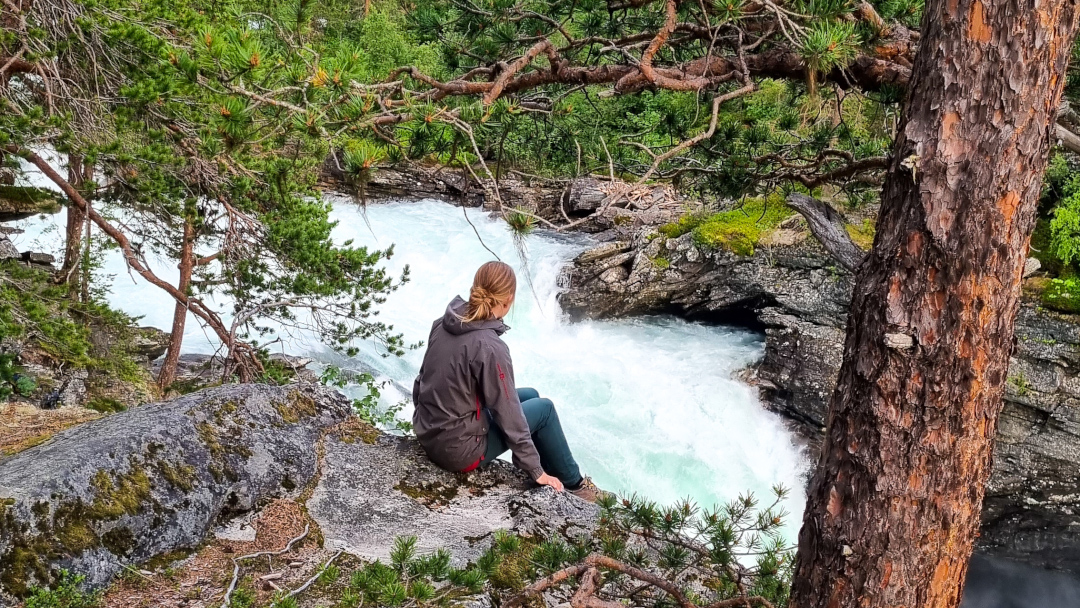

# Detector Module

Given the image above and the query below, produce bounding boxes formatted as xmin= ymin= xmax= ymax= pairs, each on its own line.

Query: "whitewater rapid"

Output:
xmin=10 ymin=188 xmax=809 ymax=542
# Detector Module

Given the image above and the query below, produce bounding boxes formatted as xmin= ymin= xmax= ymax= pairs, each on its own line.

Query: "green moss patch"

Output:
xmin=274 ymin=391 xmax=318 ymax=424
xmin=337 ymin=418 xmax=380 ymax=445
xmin=102 ymin=526 xmax=136 ymax=556
xmin=0 ymin=461 xmax=159 ymax=595
xmin=195 ymin=418 xmax=252 ymax=468
xmin=196 ymin=421 xmax=224 ymax=458
xmin=86 ymin=397 xmax=127 ymax=414
xmin=157 ymin=461 xmax=196 ymax=492
xmin=87 ymin=465 xmax=152 ymax=520
xmin=845 ymin=219 xmax=876 ymax=250
xmin=658 ymin=195 xmax=794 ymax=256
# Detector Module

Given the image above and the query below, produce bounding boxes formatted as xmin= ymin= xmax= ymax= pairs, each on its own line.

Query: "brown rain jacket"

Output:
xmin=411 ymin=297 xmax=544 ymax=480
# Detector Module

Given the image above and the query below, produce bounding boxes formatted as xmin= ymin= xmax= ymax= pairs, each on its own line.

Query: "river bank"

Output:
xmin=557 ymin=218 xmax=1080 ymax=575
xmin=5 ymin=157 xmax=1079 ymax=602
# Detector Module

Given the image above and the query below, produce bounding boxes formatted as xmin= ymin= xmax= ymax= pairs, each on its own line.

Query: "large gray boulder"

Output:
xmin=0 ymin=383 xmax=350 ymax=598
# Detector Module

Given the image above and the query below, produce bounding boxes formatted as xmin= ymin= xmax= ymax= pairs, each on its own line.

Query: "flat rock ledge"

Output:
xmin=308 ymin=428 xmax=600 ymax=567
xmin=0 ymin=383 xmax=350 ymax=600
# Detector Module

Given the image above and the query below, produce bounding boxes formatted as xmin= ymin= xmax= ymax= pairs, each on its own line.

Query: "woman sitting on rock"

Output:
xmin=412 ymin=260 xmax=601 ymax=502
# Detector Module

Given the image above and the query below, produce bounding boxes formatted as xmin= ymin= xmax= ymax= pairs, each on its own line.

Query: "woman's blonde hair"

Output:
xmin=462 ymin=261 xmax=517 ymax=323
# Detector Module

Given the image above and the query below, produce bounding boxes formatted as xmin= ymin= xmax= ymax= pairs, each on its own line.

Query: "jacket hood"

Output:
xmin=442 ymin=296 xmax=509 ymax=336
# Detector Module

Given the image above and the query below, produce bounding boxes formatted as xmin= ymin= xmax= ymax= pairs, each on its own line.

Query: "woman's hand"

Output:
xmin=536 ymin=472 xmax=564 ymax=492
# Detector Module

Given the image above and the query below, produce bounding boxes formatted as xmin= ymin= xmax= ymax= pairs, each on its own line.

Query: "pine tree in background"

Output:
xmin=2 ymin=0 xmax=412 ymax=385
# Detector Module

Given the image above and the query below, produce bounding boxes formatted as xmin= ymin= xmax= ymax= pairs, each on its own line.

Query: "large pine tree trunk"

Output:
xmin=157 ymin=219 xmax=194 ymax=389
xmin=789 ymin=2 xmax=1080 ymax=607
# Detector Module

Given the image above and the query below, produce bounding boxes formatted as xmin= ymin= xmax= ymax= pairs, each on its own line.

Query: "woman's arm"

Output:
xmin=477 ymin=342 xmax=545 ymax=481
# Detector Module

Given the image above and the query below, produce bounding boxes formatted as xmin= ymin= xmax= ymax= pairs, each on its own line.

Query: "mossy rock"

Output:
xmin=845 ymin=219 xmax=876 ymax=250
xmin=693 ymin=225 xmax=756 ymax=256
xmin=0 ymin=185 xmax=61 ymax=221
xmin=0 ymin=384 xmax=350 ymax=597
xmin=661 ymin=194 xmax=794 ymax=257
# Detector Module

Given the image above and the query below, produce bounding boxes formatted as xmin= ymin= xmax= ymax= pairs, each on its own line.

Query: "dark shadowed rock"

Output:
xmin=0 ymin=186 xmax=61 ymax=222
xmin=0 ymin=383 xmax=349 ymax=599
xmin=308 ymin=428 xmax=600 ymax=567
xmin=559 ymin=226 xmax=1080 ymax=573
xmin=130 ymin=327 xmax=170 ymax=361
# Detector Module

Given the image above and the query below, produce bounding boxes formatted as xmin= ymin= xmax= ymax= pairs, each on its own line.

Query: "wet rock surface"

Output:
xmin=0 ymin=383 xmax=349 ymax=599
xmin=308 ymin=430 xmax=599 ymax=566
xmin=559 ymin=227 xmax=1080 ymax=573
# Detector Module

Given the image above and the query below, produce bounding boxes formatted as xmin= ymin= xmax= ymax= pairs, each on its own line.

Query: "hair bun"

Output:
xmin=461 ymin=261 xmax=517 ymax=323
xmin=471 ymin=286 xmax=495 ymax=306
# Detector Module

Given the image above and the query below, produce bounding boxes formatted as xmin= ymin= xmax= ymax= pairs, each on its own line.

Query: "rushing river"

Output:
xmin=11 ymin=193 xmax=810 ymax=542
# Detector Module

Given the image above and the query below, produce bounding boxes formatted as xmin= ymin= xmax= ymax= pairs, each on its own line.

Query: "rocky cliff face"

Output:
xmin=320 ymin=161 xmax=683 ymax=234
xmin=559 ymin=227 xmax=1080 ymax=573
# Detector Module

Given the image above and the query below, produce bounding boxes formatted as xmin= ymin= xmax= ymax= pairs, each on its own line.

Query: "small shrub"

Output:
xmin=318 ymin=562 xmax=342 ymax=585
xmin=269 ymin=596 xmax=298 ymax=608
xmin=13 ymin=371 xmax=36 ymax=397
xmin=505 ymin=208 xmax=537 ymax=236
xmin=25 ymin=571 xmax=101 ymax=608
xmin=228 ymin=588 xmax=255 ymax=608
xmin=1042 ymin=278 xmax=1080 ymax=314
xmin=320 ymin=366 xmax=412 ymax=433
xmin=1008 ymin=372 xmax=1031 ymax=397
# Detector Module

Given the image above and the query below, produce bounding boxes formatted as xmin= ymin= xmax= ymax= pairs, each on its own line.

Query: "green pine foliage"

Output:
xmin=0 ymin=262 xmax=152 ymax=402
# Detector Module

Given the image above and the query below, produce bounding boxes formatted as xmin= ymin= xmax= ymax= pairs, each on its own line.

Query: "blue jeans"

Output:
xmin=483 ymin=388 xmax=583 ymax=488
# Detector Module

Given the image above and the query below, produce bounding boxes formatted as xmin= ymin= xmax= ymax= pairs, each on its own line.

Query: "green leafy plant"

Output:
xmin=25 ymin=571 xmax=101 ymax=608
xmin=320 ymin=366 xmax=413 ymax=433
xmin=1042 ymin=278 xmax=1080 ymax=314
xmin=349 ymin=536 xmax=483 ymax=605
xmin=1050 ymin=179 xmax=1080 ymax=266
xmin=800 ymin=21 xmax=861 ymax=95
xmin=1008 ymin=372 xmax=1031 ymax=397
xmin=505 ymin=208 xmax=538 ymax=237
